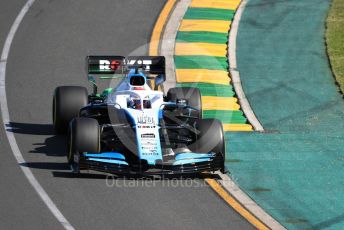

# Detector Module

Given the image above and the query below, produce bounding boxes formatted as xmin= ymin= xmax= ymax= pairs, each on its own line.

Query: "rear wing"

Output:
xmin=87 ymin=56 xmax=166 ymax=94
xmin=87 ymin=56 xmax=165 ymax=75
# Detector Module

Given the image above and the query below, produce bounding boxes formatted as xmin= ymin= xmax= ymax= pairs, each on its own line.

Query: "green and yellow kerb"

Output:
xmin=174 ymin=0 xmax=252 ymax=131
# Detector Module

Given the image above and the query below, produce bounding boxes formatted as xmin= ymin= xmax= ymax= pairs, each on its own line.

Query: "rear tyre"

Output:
xmin=67 ymin=118 xmax=100 ymax=171
xmin=167 ymin=87 xmax=202 ymax=119
xmin=53 ymin=86 xmax=88 ymax=134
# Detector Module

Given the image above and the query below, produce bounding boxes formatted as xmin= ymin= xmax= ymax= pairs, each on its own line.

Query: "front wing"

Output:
xmin=78 ymin=152 xmax=225 ymax=175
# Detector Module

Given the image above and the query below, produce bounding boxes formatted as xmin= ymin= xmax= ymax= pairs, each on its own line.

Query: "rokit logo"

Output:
xmin=98 ymin=59 xmax=153 ymax=71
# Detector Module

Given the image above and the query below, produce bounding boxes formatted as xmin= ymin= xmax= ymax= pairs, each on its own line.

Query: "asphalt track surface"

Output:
xmin=0 ymin=1 xmax=254 ymax=229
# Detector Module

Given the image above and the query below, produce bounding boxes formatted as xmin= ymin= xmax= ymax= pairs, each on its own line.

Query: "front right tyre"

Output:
xmin=67 ymin=118 xmax=100 ymax=173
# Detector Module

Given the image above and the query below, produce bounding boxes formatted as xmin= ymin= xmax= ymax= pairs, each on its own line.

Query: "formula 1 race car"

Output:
xmin=53 ymin=56 xmax=225 ymax=175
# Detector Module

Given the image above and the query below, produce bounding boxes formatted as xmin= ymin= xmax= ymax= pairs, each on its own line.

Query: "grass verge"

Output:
xmin=326 ymin=0 xmax=344 ymax=93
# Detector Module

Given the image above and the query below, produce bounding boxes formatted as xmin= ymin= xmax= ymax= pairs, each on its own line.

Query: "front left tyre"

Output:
xmin=189 ymin=118 xmax=226 ymax=172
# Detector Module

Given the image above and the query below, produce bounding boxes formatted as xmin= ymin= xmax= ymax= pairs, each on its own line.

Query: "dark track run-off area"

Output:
xmin=0 ymin=1 xmax=253 ymax=229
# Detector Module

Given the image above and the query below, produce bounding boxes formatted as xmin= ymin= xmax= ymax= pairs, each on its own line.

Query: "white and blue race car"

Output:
xmin=53 ymin=56 xmax=225 ymax=175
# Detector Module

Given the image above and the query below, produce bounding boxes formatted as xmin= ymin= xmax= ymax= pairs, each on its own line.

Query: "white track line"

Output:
xmin=0 ymin=1 xmax=75 ymax=229
xmin=228 ymin=0 xmax=264 ymax=132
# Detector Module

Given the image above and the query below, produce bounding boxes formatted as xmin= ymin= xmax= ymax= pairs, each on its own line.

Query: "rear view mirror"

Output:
xmin=88 ymin=75 xmax=96 ymax=84
xmin=88 ymin=75 xmax=98 ymax=94
xmin=155 ymin=74 xmax=165 ymax=86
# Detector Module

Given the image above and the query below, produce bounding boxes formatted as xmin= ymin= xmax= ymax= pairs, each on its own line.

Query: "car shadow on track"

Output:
xmin=8 ymin=122 xmax=67 ymax=157
xmin=8 ymin=122 xmax=71 ymax=173
xmin=8 ymin=122 xmax=55 ymax=135
xmin=21 ymin=162 xmax=69 ymax=171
